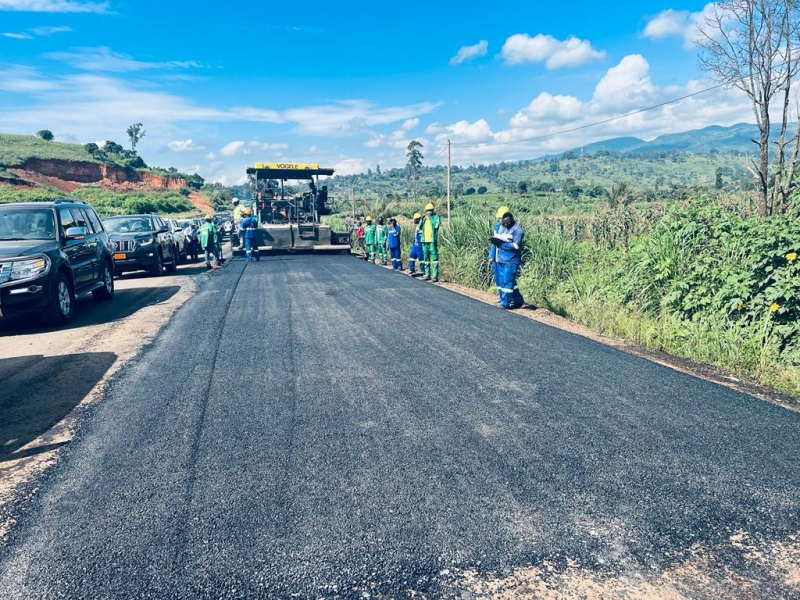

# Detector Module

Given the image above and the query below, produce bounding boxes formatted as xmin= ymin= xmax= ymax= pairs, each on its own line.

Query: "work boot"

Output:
xmin=424 ymin=276 xmax=431 ymax=281
xmin=432 ymin=277 xmax=439 ymax=283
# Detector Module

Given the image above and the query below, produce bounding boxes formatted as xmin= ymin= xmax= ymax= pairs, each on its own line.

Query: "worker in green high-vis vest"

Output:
xmin=376 ymin=216 xmax=389 ymax=266
xmin=419 ymin=202 xmax=441 ymax=282
xmin=363 ymin=216 xmax=377 ymax=262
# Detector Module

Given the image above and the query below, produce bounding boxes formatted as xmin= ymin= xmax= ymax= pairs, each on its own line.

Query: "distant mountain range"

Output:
xmin=570 ymin=122 xmax=783 ymax=156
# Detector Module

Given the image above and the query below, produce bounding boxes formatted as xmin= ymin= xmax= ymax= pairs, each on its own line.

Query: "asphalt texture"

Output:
xmin=0 ymin=254 xmax=798 ymax=599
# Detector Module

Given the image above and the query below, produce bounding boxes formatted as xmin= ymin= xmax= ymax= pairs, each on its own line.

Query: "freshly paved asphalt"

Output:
xmin=0 ymin=254 xmax=798 ymax=599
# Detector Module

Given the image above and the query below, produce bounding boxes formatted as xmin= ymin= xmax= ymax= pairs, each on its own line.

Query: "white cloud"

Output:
xmin=284 ymin=100 xmax=439 ymax=135
xmin=2 ymin=32 xmax=33 ymax=39
xmin=167 ymin=139 xmax=204 ymax=153
xmin=449 ymin=40 xmax=488 ymax=65
xmin=643 ymin=3 xmax=719 ymax=49
xmin=46 ymin=47 xmax=201 ymax=72
xmin=592 ymin=54 xmax=656 ymax=110
xmin=399 ymin=118 xmax=419 ymax=132
xmin=643 ymin=9 xmax=688 ymax=39
xmin=0 ymin=0 xmax=109 ymax=13
xmin=436 ymin=119 xmax=493 ymax=142
xmin=333 ymin=158 xmax=372 ymax=176
xmin=31 ymin=25 xmax=71 ymax=35
xmin=510 ymin=93 xmax=583 ymax=128
xmin=500 ymin=33 xmax=605 ymax=69
xmin=429 ymin=53 xmax=758 ymax=166
xmin=220 ymin=141 xmax=247 ymax=156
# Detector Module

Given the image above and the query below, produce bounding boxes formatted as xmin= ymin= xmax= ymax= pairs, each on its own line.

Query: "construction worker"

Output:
xmin=364 ymin=216 xmax=377 ymax=262
xmin=198 ymin=214 xmax=221 ymax=270
xmin=376 ymin=217 xmax=389 ymax=266
xmin=239 ymin=207 xmax=260 ymax=262
xmin=387 ymin=217 xmax=402 ymax=270
xmin=355 ymin=220 xmax=367 ymax=259
xmin=231 ymin=198 xmax=243 ymax=248
xmin=419 ymin=202 xmax=441 ymax=282
xmin=491 ymin=211 xmax=526 ymax=309
xmin=407 ymin=212 xmax=423 ymax=275
xmin=488 ymin=205 xmax=509 ymax=287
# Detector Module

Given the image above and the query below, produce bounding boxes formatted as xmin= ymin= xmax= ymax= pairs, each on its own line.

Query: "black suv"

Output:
xmin=102 ymin=214 xmax=178 ymax=277
xmin=0 ymin=200 xmax=115 ymax=325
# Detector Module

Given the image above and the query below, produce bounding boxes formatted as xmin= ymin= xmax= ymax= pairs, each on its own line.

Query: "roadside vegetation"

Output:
xmin=0 ymin=185 xmax=196 ymax=217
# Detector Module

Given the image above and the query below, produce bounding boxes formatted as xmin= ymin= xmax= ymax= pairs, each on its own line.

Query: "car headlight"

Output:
xmin=136 ymin=237 xmax=155 ymax=246
xmin=8 ymin=257 xmax=50 ymax=281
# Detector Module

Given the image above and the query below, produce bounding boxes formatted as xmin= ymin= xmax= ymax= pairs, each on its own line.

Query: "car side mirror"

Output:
xmin=64 ymin=226 xmax=88 ymax=239
xmin=159 ymin=227 xmax=169 ymax=234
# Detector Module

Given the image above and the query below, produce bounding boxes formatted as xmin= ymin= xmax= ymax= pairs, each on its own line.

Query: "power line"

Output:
xmin=450 ymin=80 xmax=729 ymax=149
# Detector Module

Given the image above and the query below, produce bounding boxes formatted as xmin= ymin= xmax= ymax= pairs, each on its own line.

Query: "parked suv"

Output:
xmin=0 ymin=200 xmax=115 ymax=325
xmin=102 ymin=214 xmax=178 ymax=277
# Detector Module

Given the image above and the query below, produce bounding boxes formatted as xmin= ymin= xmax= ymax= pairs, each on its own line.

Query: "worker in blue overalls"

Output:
xmin=490 ymin=211 xmax=525 ymax=309
xmin=407 ymin=212 xmax=423 ymax=275
xmin=238 ymin=207 xmax=260 ymax=262
xmin=387 ymin=218 xmax=402 ymax=270
xmin=488 ymin=205 xmax=509 ymax=287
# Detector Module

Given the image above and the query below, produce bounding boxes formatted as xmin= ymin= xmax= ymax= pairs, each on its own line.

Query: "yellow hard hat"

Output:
xmin=413 ymin=212 xmax=421 ymax=219
xmin=243 ymin=207 xmax=252 ymax=215
xmin=204 ymin=213 xmax=212 ymax=220
xmin=425 ymin=203 xmax=435 ymax=211
xmin=496 ymin=205 xmax=510 ymax=219
xmin=365 ymin=215 xmax=373 ymax=221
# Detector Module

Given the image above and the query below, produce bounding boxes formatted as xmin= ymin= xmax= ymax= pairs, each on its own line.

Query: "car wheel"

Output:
xmin=165 ymin=247 xmax=178 ymax=273
xmin=150 ymin=251 xmax=164 ymax=276
xmin=93 ymin=261 xmax=115 ymax=301
xmin=42 ymin=272 xmax=74 ymax=326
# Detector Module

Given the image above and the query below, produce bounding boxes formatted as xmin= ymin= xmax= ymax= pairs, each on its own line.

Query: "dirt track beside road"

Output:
xmin=0 ymin=263 xmax=207 ymax=540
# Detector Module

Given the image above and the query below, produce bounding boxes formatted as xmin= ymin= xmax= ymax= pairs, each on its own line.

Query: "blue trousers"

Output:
xmin=408 ymin=244 xmax=423 ymax=272
xmin=497 ymin=262 xmax=524 ymax=308
xmin=493 ymin=260 xmax=500 ymax=286
xmin=244 ymin=237 xmax=259 ymax=261
xmin=389 ymin=247 xmax=402 ymax=269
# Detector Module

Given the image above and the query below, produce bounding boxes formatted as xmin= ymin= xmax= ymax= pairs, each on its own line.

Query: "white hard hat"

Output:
xmin=232 ymin=197 xmax=239 ymax=204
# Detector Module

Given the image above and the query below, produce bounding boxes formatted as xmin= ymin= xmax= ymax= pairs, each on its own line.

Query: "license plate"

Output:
xmin=114 ymin=253 xmax=126 ymax=260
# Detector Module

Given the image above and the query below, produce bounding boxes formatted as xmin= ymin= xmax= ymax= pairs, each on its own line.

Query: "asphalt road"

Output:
xmin=0 ymin=254 xmax=798 ymax=599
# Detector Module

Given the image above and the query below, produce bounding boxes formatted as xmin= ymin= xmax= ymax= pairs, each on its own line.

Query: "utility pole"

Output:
xmin=446 ymin=139 xmax=451 ymax=225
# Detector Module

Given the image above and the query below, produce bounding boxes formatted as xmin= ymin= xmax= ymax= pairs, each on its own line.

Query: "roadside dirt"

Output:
xmin=0 ymin=261 xmax=213 ymax=541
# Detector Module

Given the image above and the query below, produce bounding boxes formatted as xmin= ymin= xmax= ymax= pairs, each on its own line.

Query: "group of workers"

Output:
xmin=208 ymin=196 xmax=526 ymax=310
xmin=355 ymin=202 xmax=442 ymax=282
xmin=353 ymin=203 xmax=525 ymax=309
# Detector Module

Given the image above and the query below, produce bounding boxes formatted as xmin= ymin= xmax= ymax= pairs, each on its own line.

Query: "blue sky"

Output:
xmin=0 ymin=1 xmax=757 ymax=184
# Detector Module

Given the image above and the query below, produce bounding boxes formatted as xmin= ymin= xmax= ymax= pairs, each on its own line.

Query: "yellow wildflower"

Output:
xmin=737 ymin=302 xmax=745 ymax=310
xmin=770 ymin=302 xmax=780 ymax=312
xmin=786 ymin=252 xmax=797 ymax=262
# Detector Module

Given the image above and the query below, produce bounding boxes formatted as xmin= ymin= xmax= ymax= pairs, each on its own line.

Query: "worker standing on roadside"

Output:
xmin=239 ymin=207 xmax=260 ymax=262
xmin=419 ymin=202 xmax=441 ymax=282
xmin=364 ymin=216 xmax=377 ymax=263
xmin=355 ymin=220 xmax=366 ymax=259
xmin=407 ymin=212 xmax=423 ymax=275
xmin=231 ymin=198 xmax=243 ymax=248
xmin=198 ymin=213 xmax=221 ymax=270
xmin=491 ymin=211 xmax=525 ymax=309
xmin=376 ymin=217 xmax=389 ymax=266
xmin=387 ymin=217 xmax=402 ymax=270
xmin=488 ymin=205 xmax=509 ymax=287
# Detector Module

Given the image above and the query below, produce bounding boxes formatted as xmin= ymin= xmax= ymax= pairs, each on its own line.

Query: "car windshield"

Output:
xmin=175 ymin=219 xmax=192 ymax=228
xmin=103 ymin=216 xmax=153 ymax=233
xmin=0 ymin=208 xmax=56 ymax=241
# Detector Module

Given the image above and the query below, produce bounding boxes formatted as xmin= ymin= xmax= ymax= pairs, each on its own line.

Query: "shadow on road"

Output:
xmin=0 ymin=286 xmax=181 ymax=335
xmin=0 ymin=352 xmax=116 ymax=462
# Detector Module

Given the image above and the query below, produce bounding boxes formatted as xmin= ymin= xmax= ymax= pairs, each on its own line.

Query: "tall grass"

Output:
xmin=431 ymin=201 xmax=800 ymax=395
